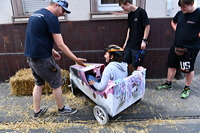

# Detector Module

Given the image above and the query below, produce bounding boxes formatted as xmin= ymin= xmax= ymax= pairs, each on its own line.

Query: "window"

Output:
xmin=98 ymin=0 xmax=130 ymax=12
xmin=194 ymin=0 xmax=200 ymax=8
xmin=22 ymin=0 xmax=50 ymax=14
xmin=11 ymin=0 xmax=67 ymax=24
xmin=90 ymin=0 xmax=146 ymax=20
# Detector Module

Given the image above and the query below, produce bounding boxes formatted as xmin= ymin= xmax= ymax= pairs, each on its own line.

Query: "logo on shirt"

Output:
xmin=31 ymin=13 xmax=44 ymax=17
xmin=187 ymin=21 xmax=195 ymax=24
xmin=134 ymin=18 xmax=138 ymax=21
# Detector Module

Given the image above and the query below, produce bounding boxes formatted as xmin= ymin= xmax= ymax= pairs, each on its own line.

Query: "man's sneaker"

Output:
xmin=181 ymin=88 xmax=190 ymax=99
xmin=33 ymin=107 xmax=48 ymax=119
xmin=156 ymin=82 xmax=173 ymax=90
xmin=58 ymin=106 xmax=77 ymax=115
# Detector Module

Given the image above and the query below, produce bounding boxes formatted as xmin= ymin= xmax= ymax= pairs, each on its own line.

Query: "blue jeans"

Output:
xmin=86 ymin=74 xmax=100 ymax=90
xmin=86 ymin=74 xmax=100 ymax=82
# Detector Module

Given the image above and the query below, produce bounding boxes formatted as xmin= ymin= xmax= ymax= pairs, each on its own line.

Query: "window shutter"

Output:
xmin=136 ymin=0 xmax=146 ymax=9
xmin=22 ymin=0 xmax=51 ymax=14
xmin=90 ymin=0 xmax=98 ymax=12
xmin=11 ymin=0 xmax=24 ymax=16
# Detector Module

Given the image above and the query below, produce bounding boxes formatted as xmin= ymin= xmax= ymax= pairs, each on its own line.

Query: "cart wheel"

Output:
xmin=93 ymin=105 xmax=109 ymax=125
xmin=71 ymin=80 xmax=81 ymax=95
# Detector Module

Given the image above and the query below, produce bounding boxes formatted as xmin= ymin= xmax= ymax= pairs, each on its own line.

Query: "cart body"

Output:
xmin=69 ymin=63 xmax=146 ymax=118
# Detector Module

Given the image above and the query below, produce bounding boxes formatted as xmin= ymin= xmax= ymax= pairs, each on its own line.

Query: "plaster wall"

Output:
xmin=0 ymin=0 xmax=183 ymax=24
xmin=0 ymin=0 xmax=13 ymax=24
xmin=146 ymin=0 xmax=180 ymax=18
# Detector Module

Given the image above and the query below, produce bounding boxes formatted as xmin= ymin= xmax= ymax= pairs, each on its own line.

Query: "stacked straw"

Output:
xmin=9 ymin=68 xmax=70 ymax=96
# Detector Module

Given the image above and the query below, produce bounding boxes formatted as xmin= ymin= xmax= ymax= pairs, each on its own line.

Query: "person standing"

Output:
xmin=156 ymin=0 xmax=200 ymax=99
xmin=119 ymin=0 xmax=150 ymax=75
xmin=24 ymin=0 xmax=86 ymax=119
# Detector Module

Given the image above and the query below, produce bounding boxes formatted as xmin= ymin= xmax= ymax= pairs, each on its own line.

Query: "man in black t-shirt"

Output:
xmin=24 ymin=0 xmax=86 ymax=119
xmin=157 ymin=0 xmax=200 ymax=99
xmin=119 ymin=0 xmax=150 ymax=75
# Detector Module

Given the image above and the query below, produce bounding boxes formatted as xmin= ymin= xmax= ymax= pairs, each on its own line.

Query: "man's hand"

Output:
xmin=52 ymin=49 xmax=61 ymax=60
xmin=75 ymin=58 xmax=87 ymax=67
xmin=141 ymin=41 xmax=146 ymax=50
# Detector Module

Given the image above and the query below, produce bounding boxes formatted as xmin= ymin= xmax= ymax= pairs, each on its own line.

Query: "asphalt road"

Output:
xmin=1 ymin=75 xmax=200 ymax=132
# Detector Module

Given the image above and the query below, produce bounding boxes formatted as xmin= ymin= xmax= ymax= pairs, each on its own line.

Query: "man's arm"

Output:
xmin=141 ymin=25 xmax=150 ymax=50
xmin=171 ymin=20 xmax=177 ymax=31
xmin=123 ymin=28 xmax=130 ymax=49
xmin=143 ymin=25 xmax=150 ymax=39
xmin=52 ymin=33 xmax=86 ymax=67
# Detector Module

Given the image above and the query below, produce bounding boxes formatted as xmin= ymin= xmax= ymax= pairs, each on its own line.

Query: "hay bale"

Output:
xmin=9 ymin=68 xmax=70 ymax=96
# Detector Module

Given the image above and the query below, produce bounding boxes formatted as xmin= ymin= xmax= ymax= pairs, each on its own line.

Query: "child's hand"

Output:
xmin=89 ymin=80 xmax=95 ymax=85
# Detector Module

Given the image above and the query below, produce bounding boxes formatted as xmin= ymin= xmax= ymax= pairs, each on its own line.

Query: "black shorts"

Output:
xmin=123 ymin=47 xmax=145 ymax=67
xmin=27 ymin=56 xmax=63 ymax=89
xmin=167 ymin=46 xmax=199 ymax=73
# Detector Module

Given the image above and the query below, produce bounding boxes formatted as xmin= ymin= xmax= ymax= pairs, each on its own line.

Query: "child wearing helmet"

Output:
xmin=87 ymin=45 xmax=128 ymax=91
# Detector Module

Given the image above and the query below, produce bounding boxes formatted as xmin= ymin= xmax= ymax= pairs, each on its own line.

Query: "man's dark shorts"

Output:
xmin=123 ymin=47 xmax=145 ymax=67
xmin=167 ymin=46 xmax=199 ymax=73
xmin=27 ymin=56 xmax=63 ymax=89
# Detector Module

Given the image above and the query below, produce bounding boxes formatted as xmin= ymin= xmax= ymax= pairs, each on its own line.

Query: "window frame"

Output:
xmin=11 ymin=0 xmax=68 ymax=24
xmin=90 ymin=0 xmax=146 ymax=20
xmin=97 ymin=0 xmax=125 ymax=12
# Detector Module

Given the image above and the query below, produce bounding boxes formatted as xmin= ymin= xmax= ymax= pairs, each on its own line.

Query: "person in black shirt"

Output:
xmin=157 ymin=0 xmax=200 ymax=99
xmin=119 ymin=0 xmax=150 ymax=75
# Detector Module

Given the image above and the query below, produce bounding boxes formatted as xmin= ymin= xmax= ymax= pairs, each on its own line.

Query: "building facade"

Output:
xmin=0 ymin=0 xmax=199 ymax=81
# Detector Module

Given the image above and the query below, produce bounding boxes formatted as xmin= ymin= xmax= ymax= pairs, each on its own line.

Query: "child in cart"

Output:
xmin=87 ymin=45 xmax=128 ymax=91
xmin=69 ymin=45 xmax=146 ymax=124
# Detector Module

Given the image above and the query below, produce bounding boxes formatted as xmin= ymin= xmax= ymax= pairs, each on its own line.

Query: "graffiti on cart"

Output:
xmin=114 ymin=73 xmax=142 ymax=103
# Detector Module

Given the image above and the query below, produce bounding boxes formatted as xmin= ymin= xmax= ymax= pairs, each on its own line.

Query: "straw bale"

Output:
xmin=9 ymin=68 xmax=70 ymax=96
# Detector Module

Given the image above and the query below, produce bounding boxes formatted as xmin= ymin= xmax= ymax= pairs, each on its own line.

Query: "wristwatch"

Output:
xmin=142 ymin=39 xmax=148 ymax=46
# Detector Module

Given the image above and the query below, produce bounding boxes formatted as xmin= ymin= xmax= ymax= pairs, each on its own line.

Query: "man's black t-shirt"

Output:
xmin=173 ymin=8 xmax=200 ymax=49
xmin=126 ymin=7 xmax=149 ymax=50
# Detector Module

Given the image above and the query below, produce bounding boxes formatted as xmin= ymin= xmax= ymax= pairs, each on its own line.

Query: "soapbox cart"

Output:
xmin=69 ymin=63 xmax=146 ymax=125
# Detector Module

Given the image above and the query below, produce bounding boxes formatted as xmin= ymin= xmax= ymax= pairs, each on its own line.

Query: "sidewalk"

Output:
xmin=1 ymin=52 xmax=200 ymax=132
xmin=0 ymin=74 xmax=200 ymax=122
xmin=1 ymin=55 xmax=200 ymax=132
